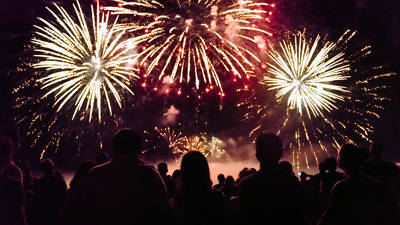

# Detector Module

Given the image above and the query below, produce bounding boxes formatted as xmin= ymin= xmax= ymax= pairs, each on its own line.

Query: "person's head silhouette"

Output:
xmin=217 ymin=174 xmax=225 ymax=185
xmin=318 ymin=161 xmax=327 ymax=174
xmin=279 ymin=161 xmax=294 ymax=175
xmin=338 ymin=144 xmax=362 ymax=176
xmin=324 ymin=157 xmax=338 ymax=173
xmin=157 ymin=162 xmax=168 ymax=176
xmin=40 ymin=158 xmax=55 ymax=175
xmin=112 ymin=129 xmax=142 ymax=156
xmin=181 ymin=151 xmax=211 ymax=191
xmin=225 ymin=175 xmax=235 ymax=187
xmin=369 ymin=141 xmax=384 ymax=159
xmin=255 ymin=133 xmax=283 ymax=168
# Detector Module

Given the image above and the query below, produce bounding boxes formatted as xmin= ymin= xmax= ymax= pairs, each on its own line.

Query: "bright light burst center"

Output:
xmin=265 ymin=33 xmax=351 ymax=118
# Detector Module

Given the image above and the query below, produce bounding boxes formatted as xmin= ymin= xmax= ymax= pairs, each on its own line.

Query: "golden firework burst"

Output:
xmin=33 ymin=0 xmax=139 ymax=122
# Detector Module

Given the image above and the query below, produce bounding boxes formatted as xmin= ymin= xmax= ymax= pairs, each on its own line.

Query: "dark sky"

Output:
xmin=0 ymin=0 xmax=399 ymax=164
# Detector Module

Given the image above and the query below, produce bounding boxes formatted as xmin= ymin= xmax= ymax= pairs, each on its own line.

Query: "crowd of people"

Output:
xmin=0 ymin=129 xmax=399 ymax=225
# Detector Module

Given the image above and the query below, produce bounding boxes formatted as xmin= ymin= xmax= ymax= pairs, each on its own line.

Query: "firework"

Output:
xmin=155 ymin=127 xmax=226 ymax=158
xmin=155 ymin=126 xmax=186 ymax=153
xmin=243 ymin=31 xmax=394 ymax=170
xmin=32 ymin=0 xmax=139 ymax=122
xmin=208 ymin=136 xmax=226 ymax=158
xmin=107 ymin=0 xmax=273 ymax=93
xmin=180 ymin=134 xmax=211 ymax=156
xmin=265 ymin=33 xmax=350 ymax=118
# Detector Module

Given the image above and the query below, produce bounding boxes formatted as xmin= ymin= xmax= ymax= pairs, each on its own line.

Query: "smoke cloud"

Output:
xmin=224 ymin=15 xmax=240 ymax=40
xmin=161 ymin=105 xmax=180 ymax=125
xmin=254 ymin=35 xmax=266 ymax=50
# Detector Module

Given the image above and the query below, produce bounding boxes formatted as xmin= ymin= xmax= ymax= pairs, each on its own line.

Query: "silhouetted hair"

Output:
xmin=369 ymin=141 xmax=384 ymax=158
xmin=157 ymin=162 xmax=168 ymax=175
xmin=238 ymin=167 xmax=249 ymax=179
xmin=112 ymin=129 xmax=142 ymax=155
xmin=217 ymin=174 xmax=225 ymax=183
xmin=319 ymin=161 xmax=327 ymax=173
xmin=0 ymin=136 xmax=14 ymax=165
xmin=172 ymin=169 xmax=181 ymax=180
xmin=181 ymin=151 xmax=211 ymax=191
xmin=324 ymin=157 xmax=337 ymax=172
xmin=40 ymin=158 xmax=55 ymax=174
xmin=225 ymin=176 xmax=235 ymax=186
xmin=255 ymin=133 xmax=283 ymax=164
xmin=338 ymin=144 xmax=362 ymax=172
xmin=279 ymin=161 xmax=294 ymax=175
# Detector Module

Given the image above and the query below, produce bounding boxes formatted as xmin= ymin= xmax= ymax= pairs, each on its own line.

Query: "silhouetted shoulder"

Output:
xmin=210 ymin=188 xmax=225 ymax=202
xmin=238 ymin=171 xmax=257 ymax=186
xmin=332 ymin=175 xmax=381 ymax=192
xmin=89 ymin=161 xmax=112 ymax=171
xmin=80 ymin=161 xmax=112 ymax=180
xmin=0 ymin=175 xmax=26 ymax=225
xmin=0 ymin=175 xmax=24 ymax=197
xmin=139 ymin=164 xmax=160 ymax=175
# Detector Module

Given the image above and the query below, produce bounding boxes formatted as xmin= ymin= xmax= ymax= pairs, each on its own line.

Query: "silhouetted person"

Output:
xmin=238 ymin=133 xmax=305 ymax=225
xmin=300 ymin=171 xmax=318 ymax=225
xmin=308 ymin=160 xmax=328 ymax=221
xmin=64 ymin=160 xmax=96 ymax=225
xmin=19 ymin=160 xmax=34 ymax=224
xmin=158 ymin=162 xmax=173 ymax=197
xmin=19 ymin=160 xmax=33 ymax=192
xmin=0 ymin=133 xmax=23 ymax=183
xmin=320 ymin=157 xmax=344 ymax=200
xmin=363 ymin=142 xmax=399 ymax=216
xmin=170 ymin=151 xmax=225 ymax=225
xmin=32 ymin=158 xmax=67 ymax=225
xmin=67 ymin=129 xmax=174 ymax=225
xmin=279 ymin=161 xmax=298 ymax=181
xmin=95 ymin=152 xmax=109 ymax=165
xmin=222 ymin=175 xmax=236 ymax=200
xmin=213 ymin=173 xmax=225 ymax=191
xmin=318 ymin=144 xmax=395 ymax=225
xmin=363 ymin=142 xmax=398 ymax=184
xmin=236 ymin=167 xmax=249 ymax=184
xmin=311 ymin=161 xmax=327 ymax=194
xmin=0 ymin=135 xmax=27 ymax=225
xmin=69 ymin=160 xmax=96 ymax=191
xmin=170 ymin=169 xmax=182 ymax=198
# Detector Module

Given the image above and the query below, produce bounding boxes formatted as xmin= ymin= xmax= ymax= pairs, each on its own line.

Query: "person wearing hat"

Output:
xmin=66 ymin=129 xmax=174 ymax=225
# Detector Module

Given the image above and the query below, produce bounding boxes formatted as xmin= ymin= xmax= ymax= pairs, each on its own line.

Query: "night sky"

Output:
xmin=1 ymin=0 xmax=399 ymax=168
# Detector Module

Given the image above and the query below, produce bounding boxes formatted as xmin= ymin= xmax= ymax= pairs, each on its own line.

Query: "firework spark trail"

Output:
xmin=32 ymin=0 xmax=139 ymax=122
xmin=155 ymin=126 xmax=186 ymax=153
xmin=208 ymin=136 xmax=227 ymax=158
xmin=181 ymin=134 xmax=211 ymax=156
xmin=13 ymin=0 xmax=138 ymax=159
xmin=107 ymin=0 xmax=273 ymax=93
xmin=264 ymin=33 xmax=350 ymax=118
xmin=241 ymin=30 xmax=394 ymax=170
xmin=155 ymin=127 xmax=226 ymax=158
